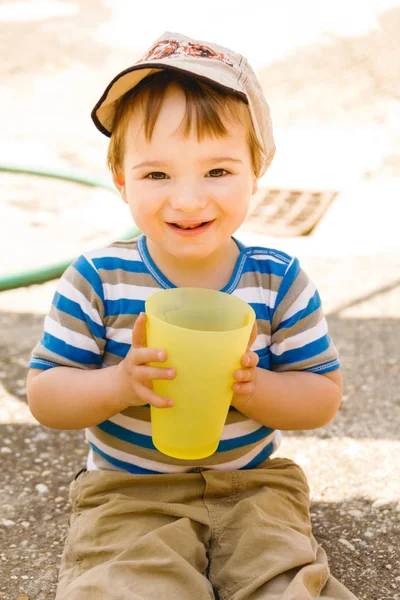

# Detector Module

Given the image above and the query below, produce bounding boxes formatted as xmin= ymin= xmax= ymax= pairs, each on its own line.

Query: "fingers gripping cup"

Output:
xmin=145 ymin=288 xmax=256 ymax=459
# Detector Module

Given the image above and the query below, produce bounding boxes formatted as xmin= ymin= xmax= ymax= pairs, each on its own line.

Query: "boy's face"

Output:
xmin=113 ymin=85 xmax=257 ymax=269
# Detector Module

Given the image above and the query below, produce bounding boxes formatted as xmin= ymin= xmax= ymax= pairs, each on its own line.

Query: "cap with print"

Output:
xmin=91 ymin=31 xmax=275 ymax=176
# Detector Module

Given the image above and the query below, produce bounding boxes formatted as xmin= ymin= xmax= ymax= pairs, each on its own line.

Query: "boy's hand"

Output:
xmin=113 ymin=313 xmax=175 ymax=410
xmin=232 ymin=320 xmax=259 ymax=404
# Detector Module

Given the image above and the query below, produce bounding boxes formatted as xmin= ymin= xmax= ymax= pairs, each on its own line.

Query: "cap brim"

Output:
xmin=91 ymin=62 xmax=248 ymax=137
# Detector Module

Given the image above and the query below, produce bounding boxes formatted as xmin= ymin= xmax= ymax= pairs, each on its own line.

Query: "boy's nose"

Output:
xmin=168 ymin=184 xmax=207 ymax=212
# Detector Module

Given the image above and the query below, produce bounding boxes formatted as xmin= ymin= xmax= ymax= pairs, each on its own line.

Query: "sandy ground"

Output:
xmin=1 ymin=2 xmax=400 ymax=599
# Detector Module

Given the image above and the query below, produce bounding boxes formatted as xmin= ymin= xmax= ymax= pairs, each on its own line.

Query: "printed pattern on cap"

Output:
xmin=139 ymin=38 xmax=235 ymax=68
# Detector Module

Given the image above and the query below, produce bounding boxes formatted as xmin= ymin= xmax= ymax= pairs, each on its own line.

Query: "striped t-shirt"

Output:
xmin=29 ymin=235 xmax=340 ymax=474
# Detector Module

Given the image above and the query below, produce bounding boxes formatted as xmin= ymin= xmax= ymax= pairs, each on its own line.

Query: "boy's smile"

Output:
xmin=113 ymin=85 xmax=257 ymax=283
xmin=166 ymin=219 xmax=215 ymax=235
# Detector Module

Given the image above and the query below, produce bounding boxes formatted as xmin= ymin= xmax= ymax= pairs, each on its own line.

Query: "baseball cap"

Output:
xmin=91 ymin=31 xmax=275 ymax=176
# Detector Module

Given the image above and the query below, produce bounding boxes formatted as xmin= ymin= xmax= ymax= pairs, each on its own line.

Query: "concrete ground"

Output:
xmin=1 ymin=1 xmax=399 ymax=599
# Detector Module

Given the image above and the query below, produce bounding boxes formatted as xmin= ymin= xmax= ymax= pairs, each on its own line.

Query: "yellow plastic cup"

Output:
xmin=145 ymin=287 xmax=255 ymax=460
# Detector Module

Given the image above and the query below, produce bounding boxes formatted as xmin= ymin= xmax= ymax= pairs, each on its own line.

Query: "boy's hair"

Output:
xmin=107 ymin=71 xmax=264 ymax=177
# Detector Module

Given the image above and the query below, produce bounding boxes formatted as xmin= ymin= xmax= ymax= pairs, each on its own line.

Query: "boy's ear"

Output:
xmin=112 ymin=171 xmax=127 ymax=203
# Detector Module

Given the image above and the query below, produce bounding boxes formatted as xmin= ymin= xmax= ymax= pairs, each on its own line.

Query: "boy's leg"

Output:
xmin=56 ymin=469 xmax=214 ymax=600
xmin=205 ymin=458 xmax=358 ymax=600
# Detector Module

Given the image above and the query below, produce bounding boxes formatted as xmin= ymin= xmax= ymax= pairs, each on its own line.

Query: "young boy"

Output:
xmin=27 ymin=32 xmax=358 ymax=600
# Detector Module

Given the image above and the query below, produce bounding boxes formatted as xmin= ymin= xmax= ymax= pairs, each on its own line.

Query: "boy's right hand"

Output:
xmin=113 ymin=312 xmax=175 ymax=411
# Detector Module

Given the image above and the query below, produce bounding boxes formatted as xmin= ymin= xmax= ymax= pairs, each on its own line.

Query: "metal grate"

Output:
xmin=244 ymin=188 xmax=338 ymax=236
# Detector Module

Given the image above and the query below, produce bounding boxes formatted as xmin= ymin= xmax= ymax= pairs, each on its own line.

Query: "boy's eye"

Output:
xmin=146 ymin=171 xmax=168 ymax=180
xmin=207 ymin=168 xmax=228 ymax=177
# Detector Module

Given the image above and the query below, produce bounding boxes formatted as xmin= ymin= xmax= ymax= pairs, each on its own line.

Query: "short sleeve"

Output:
xmin=270 ymin=257 xmax=340 ymax=374
xmin=29 ymin=254 xmax=106 ymax=371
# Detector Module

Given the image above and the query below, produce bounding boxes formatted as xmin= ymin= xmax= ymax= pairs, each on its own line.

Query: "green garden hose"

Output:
xmin=0 ymin=164 xmax=140 ymax=292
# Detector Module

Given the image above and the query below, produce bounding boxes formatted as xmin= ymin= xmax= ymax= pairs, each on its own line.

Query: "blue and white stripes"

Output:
xmin=29 ymin=235 xmax=339 ymax=473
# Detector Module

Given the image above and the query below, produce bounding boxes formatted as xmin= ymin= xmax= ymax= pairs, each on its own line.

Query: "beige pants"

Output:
xmin=56 ymin=457 xmax=358 ymax=600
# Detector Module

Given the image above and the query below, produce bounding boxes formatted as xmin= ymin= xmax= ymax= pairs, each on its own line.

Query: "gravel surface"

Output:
xmin=1 ymin=2 xmax=400 ymax=599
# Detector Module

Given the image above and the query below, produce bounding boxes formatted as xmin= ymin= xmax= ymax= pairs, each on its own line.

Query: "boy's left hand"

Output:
xmin=232 ymin=321 xmax=259 ymax=403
